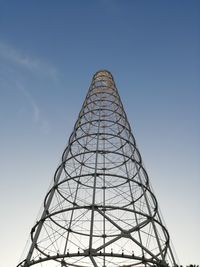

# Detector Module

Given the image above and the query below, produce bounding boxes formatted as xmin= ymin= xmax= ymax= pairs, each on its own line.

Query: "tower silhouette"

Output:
xmin=17 ymin=70 xmax=177 ymax=267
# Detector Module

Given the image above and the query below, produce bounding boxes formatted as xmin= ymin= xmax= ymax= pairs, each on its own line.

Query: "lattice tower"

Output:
xmin=17 ymin=70 xmax=177 ymax=267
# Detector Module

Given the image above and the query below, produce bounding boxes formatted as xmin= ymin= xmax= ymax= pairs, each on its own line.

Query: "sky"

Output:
xmin=0 ymin=0 xmax=199 ymax=266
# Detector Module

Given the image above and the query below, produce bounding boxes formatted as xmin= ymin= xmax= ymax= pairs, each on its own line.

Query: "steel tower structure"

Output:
xmin=17 ymin=70 xmax=177 ymax=267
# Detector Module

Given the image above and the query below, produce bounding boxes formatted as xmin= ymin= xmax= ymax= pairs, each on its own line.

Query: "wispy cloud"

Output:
xmin=17 ymin=84 xmax=40 ymax=123
xmin=16 ymin=82 xmax=51 ymax=133
xmin=0 ymin=41 xmax=58 ymax=79
xmin=0 ymin=41 xmax=58 ymax=134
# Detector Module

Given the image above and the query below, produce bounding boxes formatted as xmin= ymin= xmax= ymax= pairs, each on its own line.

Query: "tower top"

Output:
xmin=93 ymin=69 xmax=114 ymax=79
xmin=92 ymin=69 xmax=115 ymax=89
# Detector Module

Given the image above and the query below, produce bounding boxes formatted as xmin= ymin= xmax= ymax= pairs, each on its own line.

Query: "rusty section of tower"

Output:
xmin=17 ymin=70 xmax=177 ymax=267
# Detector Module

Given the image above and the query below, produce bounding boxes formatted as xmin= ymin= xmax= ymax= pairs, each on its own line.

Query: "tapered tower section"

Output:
xmin=17 ymin=70 xmax=177 ymax=267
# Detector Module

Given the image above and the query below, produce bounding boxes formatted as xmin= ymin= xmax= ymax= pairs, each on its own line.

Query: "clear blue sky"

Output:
xmin=0 ymin=1 xmax=199 ymax=266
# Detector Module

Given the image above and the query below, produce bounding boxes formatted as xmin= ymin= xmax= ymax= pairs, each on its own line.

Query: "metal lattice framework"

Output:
xmin=17 ymin=70 xmax=177 ymax=267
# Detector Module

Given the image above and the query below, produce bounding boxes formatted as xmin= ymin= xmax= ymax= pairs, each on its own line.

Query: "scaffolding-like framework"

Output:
xmin=17 ymin=70 xmax=177 ymax=267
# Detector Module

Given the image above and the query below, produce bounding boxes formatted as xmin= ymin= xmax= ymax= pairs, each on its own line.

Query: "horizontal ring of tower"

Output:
xmin=88 ymin=86 xmax=118 ymax=96
xmin=67 ymin=133 xmax=139 ymax=158
xmin=22 ymin=251 xmax=160 ymax=267
xmin=80 ymin=105 xmax=126 ymax=120
xmin=82 ymin=99 xmax=123 ymax=115
xmin=86 ymin=91 xmax=119 ymax=104
xmin=53 ymin=177 xmax=157 ymax=209
xmin=34 ymin=205 xmax=160 ymax=238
